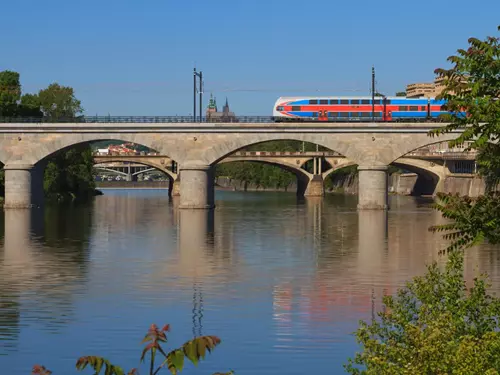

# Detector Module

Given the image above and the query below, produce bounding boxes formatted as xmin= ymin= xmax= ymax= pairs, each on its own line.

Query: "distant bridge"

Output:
xmin=93 ymin=149 xmax=478 ymax=198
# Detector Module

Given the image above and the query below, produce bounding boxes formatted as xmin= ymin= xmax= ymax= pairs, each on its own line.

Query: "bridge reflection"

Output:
xmin=1 ymin=194 xmax=498 ymax=354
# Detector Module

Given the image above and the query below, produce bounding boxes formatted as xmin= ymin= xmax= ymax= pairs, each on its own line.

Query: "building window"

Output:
xmin=309 ymin=100 xmax=318 ymax=105
xmin=319 ymin=99 xmax=328 ymax=105
xmin=291 ymin=106 xmax=301 ymax=111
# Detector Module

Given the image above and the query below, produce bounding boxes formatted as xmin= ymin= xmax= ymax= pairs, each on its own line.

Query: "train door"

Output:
xmin=318 ymin=109 xmax=328 ymax=122
xmin=382 ymin=98 xmax=392 ymax=122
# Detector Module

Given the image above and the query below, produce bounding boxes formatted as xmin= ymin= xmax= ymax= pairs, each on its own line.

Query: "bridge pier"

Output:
xmin=357 ymin=165 xmax=389 ymax=210
xmin=4 ymin=164 xmax=44 ymax=209
xmin=304 ymin=175 xmax=325 ymax=197
xmin=179 ymin=165 xmax=215 ymax=209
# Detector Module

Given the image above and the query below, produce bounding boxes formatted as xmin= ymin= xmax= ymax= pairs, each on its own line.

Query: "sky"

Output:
xmin=1 ymin=0 xmax=499 ymax=116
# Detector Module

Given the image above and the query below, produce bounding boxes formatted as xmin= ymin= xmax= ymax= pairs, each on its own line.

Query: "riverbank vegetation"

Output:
xmin=346 ymin=25 xmax=500 ymax=374
xmin=0 ymin=70 xmax=99 ymax=203
xmin=33 ymin=323 xmax=233 ymax=375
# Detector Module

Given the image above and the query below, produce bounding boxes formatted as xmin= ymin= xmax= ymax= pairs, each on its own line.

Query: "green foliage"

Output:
xmin=19 ymin=93 xmax=43 ymax=117
xmin=395 ymin=91 xmax=406 ymax=97
xmin=428 ymin=25 xmax=500 ymax=248
xmin=429 ymin=25 xmax=499 ymax=150
xmin=35 ymin=323 xmax=230 ymax=375
xmin=429 ymin=192 xmax=500 ymax=252
xmin=0 ymin=70 xmax=21 ymax=116
xmin=345 ymin=251 xmax=500 ymax=374
xmin=38 ymin=83 xmax=83 ymax=119
xmin=43 ymin=144 xmax=97 ymax=202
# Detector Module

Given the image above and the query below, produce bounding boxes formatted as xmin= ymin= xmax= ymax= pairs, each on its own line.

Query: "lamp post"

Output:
xmin=193 ymin=68 xmax=203 ymax=123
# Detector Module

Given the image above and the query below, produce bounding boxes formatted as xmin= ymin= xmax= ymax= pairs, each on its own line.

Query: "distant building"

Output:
xmin=405 ymin=75 xmax=468 ymax=98
xmin=406 ymin=82 xmax=437 ymax=98
xmin=206 ymin=94 xmax=237 ymax=122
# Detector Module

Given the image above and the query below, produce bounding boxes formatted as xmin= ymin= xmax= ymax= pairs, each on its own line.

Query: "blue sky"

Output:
xmin=1 ymin=0 xmax=498 ymax=116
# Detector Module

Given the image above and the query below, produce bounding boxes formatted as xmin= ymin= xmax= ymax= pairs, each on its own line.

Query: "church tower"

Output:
xmin=206 ymin=93 xmax=217 ymax=117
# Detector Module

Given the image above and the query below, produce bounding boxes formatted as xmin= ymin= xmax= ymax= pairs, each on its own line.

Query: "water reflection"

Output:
xmin=1 ymin=191 xmax=500 ymax=374
xmin=0 ymin=207 xmax=92 ymax=354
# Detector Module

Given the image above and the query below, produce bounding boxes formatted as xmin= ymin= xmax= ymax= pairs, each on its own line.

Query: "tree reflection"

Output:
xmin=0 ymin=205 xmax=93 ymax=353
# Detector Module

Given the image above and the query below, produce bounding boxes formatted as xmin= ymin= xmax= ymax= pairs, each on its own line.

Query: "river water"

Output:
xmin=1 ymin=189 xmax=499 ymax=374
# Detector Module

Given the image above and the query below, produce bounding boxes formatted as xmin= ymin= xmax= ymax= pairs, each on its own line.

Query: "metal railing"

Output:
xmin=0 ymin=115 xmax=442 ymax=124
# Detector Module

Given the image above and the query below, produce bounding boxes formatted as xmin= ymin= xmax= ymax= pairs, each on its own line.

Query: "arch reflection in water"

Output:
xmin=0 ymin=207 xmax=91 ymax=355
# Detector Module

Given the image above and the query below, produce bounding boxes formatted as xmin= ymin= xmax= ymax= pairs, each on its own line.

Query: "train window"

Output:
xmin=420 ymin=106 xmax=426 ymax=111
xmin=329 ymin=112 xmax=338 ymax=117
xmin=319 ymin=99 xmax=328 ymax=105
xmin=409 ymin=106 xmax=418 ymax=111
xmin=398 ymin=106 xmax=408 ymax=111
xmin=330 ymin=99 xmax=339 ymax=105
xmin=340 ymin=99 xmax=349 ymax=105
xmin=361 ymin=99 xmax=370 ymax=105
xmin=351 ymin=99 xmax=360 ymax=105
xmin=291 ymin=106 xmax=301 ymax=111
xmin=312 ymin=112 xmax=318 ymax=117
xmin=385 ymin=100 xmax=392 ymax=104
xmin=309 ymin=100 xmax=318 ymax=105
xmin=339 ymin=112 xmax=349 ymax=118
xmin=374 ymin=100 xmax=382 ymax=105
xmin=361 ymin=112 xmax=370 ymax=117
xmin=276 ymin=106 xmax=284 ymax=111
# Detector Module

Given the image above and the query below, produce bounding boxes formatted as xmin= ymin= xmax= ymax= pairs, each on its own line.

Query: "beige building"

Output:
xmin=406 ymin=82 xmax=436 ymax=98
xmin=405 ymin=76 xmax=449 ymax=98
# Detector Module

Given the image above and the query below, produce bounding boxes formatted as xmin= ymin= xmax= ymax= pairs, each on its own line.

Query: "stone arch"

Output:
xmin=217 ymin=158 xmax=313 ymax=195
xmin=392 ymin=158 xmax=444 ymax=196
xmin=386 ymin=132 xmax=463 ymax=163
xmin=92 ymin=158 xmax=177 ymax=180
xmin=204 ymin=135 xmax=351 ymax=166
xmin=322 ymin=160 xmax=357 ymax=180
xmin=217 ymin=157 xmax=312 ymax=180
xmin=0 ymin=133 xmax=186 ymax=166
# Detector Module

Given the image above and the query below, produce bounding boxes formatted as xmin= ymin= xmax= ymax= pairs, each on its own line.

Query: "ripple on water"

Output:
xmin=0 ymin=191 xmax=499 ymax=374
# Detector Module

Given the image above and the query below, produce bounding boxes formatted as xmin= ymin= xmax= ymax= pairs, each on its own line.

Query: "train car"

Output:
xmin=272 ymin=96 xmax=448 ymax=122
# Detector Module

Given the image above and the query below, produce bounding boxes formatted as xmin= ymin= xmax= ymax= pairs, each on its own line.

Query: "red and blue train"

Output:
xmin=272 ymin=96 xmax=449 ymax=122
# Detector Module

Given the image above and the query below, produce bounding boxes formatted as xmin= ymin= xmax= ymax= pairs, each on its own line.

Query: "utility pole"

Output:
xmin=193 ymin=68 xmax=203 ymax=123
xmin=371 ymin=66 xmax=375 ymax=121
xmin=193 ymin=68 xmax=197 ymax=122
xmin=199 ymin=71 xmax=203 ymax=122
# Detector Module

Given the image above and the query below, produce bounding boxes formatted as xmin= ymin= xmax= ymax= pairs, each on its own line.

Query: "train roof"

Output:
xmin=275 ymin=96 xmax=438 ymax=100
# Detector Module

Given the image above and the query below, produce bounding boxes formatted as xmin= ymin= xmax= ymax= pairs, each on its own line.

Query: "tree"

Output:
xmin=38 ymin=83 xmax=83 ymax=119
xmin=395 ymin=91 xmax=406 ymax=97
xmin=19 ymin=93 xmax=43 ymax=117
xmin=0 ymin=70 xmax=21 ymax=117
xmin=429 ymin=25 xmax=500 ymax=250
xmin=345 ymin=251 xmax=500 ymax=374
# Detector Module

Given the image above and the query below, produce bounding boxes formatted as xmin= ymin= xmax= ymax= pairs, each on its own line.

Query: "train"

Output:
xmin=272 ymin=96 xmax=450 ymax=122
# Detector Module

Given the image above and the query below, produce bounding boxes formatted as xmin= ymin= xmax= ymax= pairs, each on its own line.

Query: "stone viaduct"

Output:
xmin=0 ymin=122 xmax=463 ymax=210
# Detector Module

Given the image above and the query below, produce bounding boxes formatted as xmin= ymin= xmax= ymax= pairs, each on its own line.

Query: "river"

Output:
xmin=1 ymin=190 xmax=499 ymax=374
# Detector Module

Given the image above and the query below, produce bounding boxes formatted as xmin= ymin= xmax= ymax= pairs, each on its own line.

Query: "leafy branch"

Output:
xmin=33 ymin=323 xmax=233 ymax=375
